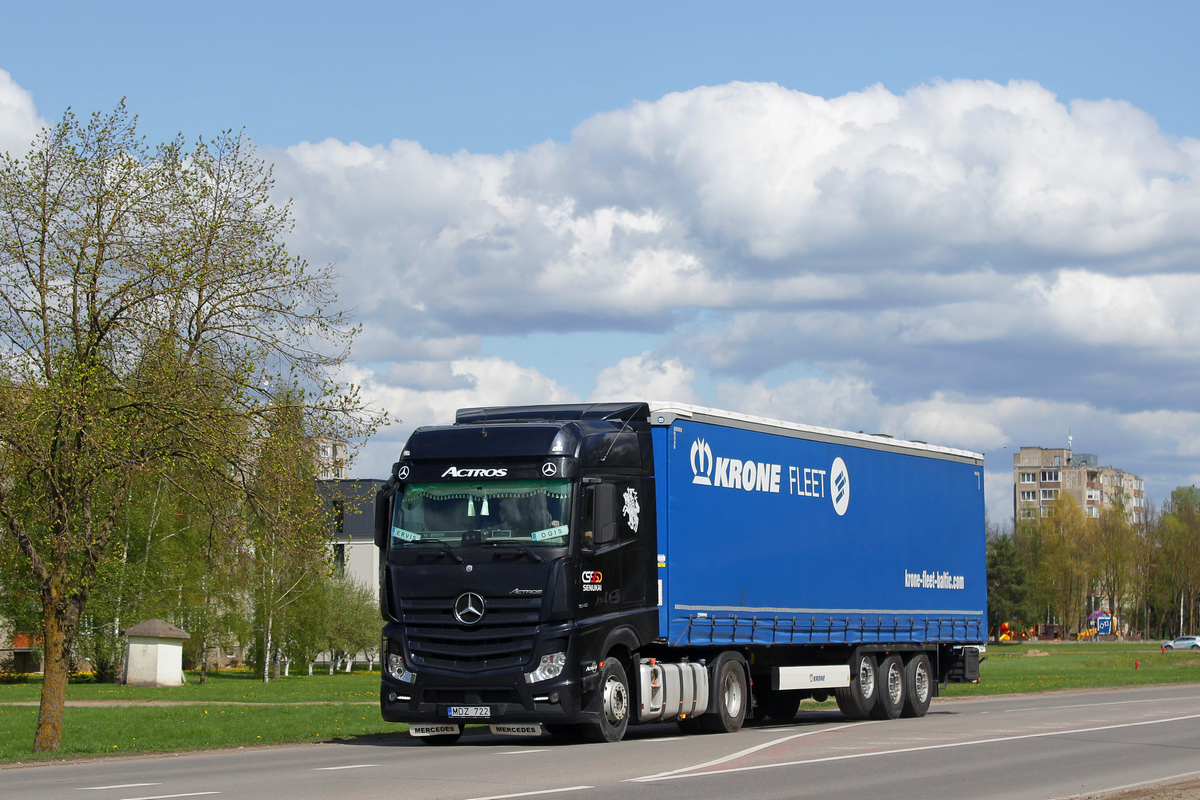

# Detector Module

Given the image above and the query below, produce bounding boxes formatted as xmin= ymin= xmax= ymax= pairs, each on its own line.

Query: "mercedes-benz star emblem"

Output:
xmin=542 ymin=462 xmax=557 ymax=476
xmin=453 ymin=592 xmax=486 ymax=625
xmin=397 ymin=465 xmax=410 ymax=480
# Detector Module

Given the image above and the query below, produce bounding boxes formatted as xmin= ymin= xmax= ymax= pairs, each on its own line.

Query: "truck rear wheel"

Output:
xmin=700 ymin=653 xmax=748 ymax=733
xmin=835 ymin=651 xmax=878 ymax=719
xmin=870 ymin=655 xmax=904 ymax=719
xmin=582 ymin=659 xmax=630 ymax=743
xmin=900 ymin=653 xmax=932 ymax=718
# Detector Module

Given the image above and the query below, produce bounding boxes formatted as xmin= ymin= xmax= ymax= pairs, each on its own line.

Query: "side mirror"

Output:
xmin=374 ymin=482 xmax=396 ymax=548
xmin=594 ymin=483 xmax=618 ymax=546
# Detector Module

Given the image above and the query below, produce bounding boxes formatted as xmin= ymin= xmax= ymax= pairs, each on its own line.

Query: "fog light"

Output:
xmin=388 ymin=652 xmax=416 ymax=683
xmin=525 ymin=652 xmax=567 ymax=684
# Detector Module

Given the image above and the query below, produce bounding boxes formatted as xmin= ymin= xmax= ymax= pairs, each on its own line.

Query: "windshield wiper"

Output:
xmin=479 ymin=540 xmax=544 ymax=563
xmin=418 ymin=539 xmax=465 ymax=564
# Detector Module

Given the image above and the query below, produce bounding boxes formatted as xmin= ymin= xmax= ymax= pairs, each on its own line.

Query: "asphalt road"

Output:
xmin=5 ymin=684 xmax=1200 ymax=800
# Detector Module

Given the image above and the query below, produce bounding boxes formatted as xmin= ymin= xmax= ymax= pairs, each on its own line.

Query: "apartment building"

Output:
xmin=1013 ymin=447 xmax=1145 ymax=524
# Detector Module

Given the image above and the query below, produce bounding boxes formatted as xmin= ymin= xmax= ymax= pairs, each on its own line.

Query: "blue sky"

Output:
xmin=8 ymin=2 xmax=1199 ymax=152
xmin=4 ymin=1 xmax=1200 ymax=523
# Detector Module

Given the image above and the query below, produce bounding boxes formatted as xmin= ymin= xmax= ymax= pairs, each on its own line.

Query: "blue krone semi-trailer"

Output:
xmin=374 ymin=402 xmax=986 ymax=744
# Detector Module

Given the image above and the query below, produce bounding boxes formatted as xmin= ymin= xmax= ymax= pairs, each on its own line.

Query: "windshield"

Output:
xmin=391 ymin=479 xmax=572 ymax=549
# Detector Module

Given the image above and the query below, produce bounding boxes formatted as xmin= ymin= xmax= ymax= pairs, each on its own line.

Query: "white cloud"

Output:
xmin=589 ymin=352 xmax=700 ymax=404
xmin=0 ymin=69 xmax=46 ymax=156
xmin=6 ymin=69 xmax=1200 ymax=517
xmin=272 ymin=78 xmax=1200 ymax=345
xmin=343 ymin=357 xmax=580 ymax=477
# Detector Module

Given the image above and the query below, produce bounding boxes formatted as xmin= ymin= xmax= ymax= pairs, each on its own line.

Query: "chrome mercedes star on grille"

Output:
xmin=453 ymin=591 xmax=486 ymax=625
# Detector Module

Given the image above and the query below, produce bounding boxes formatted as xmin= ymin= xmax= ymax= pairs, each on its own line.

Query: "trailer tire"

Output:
xmin=835 ymin=651 xmax=878 ymax=719
xmin=900 ymin=653 xmax=932 ymax=718
xmin=871 ymin=655 xmax=904 ymax=720
xmin=582 ymin=659 xmax=630 ymax=743
xmin=700 ymin=653 xmax=748 ymax=734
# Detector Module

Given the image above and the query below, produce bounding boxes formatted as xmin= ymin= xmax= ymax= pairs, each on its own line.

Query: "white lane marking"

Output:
xmin=630 ymin=713 xmax=1200 ymax=783
xmin=462 ymin=786 xmax=593 ymax=800
xmin=1056 ymin=769 xmax=1200 ymax=799
xmin=498 ymin=749 xmax=549 ymax=755
xmin=311 ymin=764 xmax=378 ymax=770
xmin=632 ymin=721 xmax=882 ymax=782
xmin=1004 ymin=696 xmax=1192 ymax=713
xmin=118 ymin=794 xmax=220 ymax=800
xmin=78 ymin=786 xmax=160 ymax=791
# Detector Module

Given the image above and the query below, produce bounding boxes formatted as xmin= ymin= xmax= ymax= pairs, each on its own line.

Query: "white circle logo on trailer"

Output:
xmin=830 ymin=457 xmax=850 ymax=516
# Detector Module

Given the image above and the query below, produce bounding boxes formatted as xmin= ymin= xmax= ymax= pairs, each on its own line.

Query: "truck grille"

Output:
xmin=400 ymin=595 xmax=542 ymax=673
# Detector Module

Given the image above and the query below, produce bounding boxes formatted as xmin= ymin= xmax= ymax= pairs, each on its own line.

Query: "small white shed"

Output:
xmin=123 ymin=619 xmax=189 ymax=687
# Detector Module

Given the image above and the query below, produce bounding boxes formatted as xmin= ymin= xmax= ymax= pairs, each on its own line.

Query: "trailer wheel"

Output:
xmin=700 ymin=653 xmax=748 ymax=733
xmin=870 ymin=655 xmax=904 ymax=719
xmin=835 ymin=651 xmax=878 ymax=719
xmin=582 ymin=659 xmax=630 ymax=743
xmin=900 ymin=653 xmax=932 ymax=718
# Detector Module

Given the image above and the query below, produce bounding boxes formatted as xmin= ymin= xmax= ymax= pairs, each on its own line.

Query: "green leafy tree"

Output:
xmin=1161 ymin=487 xmax=1200 ymax=636
xmin=0 ymin=104 xmax=380 ymax=752
xmin=1093 ymin=499 xmax=1135 ymax=626
xmin=1040 ymin=493 xmax=1093 ymax=636
xmin=986 ymin=528 xmax=1032 ymax=639
xmin=1130 ymin=499 xmax=1163 ymax=639
xmin=244 ymin=400 xmax=330 ymax=682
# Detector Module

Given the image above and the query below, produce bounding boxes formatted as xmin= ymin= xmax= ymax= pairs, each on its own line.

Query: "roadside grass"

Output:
xmin=2 ymin=643 xmax=1199 ymax=762
xmin=942 ymin=641 xmax=1200 ymax=696
xmin=0 ymin=668 xmax=380 ymax=704
xmin=0 ymin=703 xmax=400 ymax=763
xmin=0 ymin=670 xmax=403 ymax=763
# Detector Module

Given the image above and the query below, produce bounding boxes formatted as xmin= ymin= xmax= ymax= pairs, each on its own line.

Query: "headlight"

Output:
xmin=525 ymin=652 xmax=567 ymax=684
xmin=387 ymin=652 xmax=416 ymax=683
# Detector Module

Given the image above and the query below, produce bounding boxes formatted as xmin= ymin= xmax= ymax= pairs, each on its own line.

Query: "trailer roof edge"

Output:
xmin=647 ymin=401 xmax=984 ymax=464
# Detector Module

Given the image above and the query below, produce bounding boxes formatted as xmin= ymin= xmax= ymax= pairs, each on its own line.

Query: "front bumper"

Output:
xmin=380 ymin=622 xmax=599 ymax=725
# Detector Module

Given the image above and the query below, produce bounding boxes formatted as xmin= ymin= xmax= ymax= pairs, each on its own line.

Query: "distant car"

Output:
xmin=1162 ymin=636 xmax=1200 ymax=650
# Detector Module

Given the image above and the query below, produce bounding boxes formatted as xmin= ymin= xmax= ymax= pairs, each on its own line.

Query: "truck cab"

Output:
xmin=374 ymin=403 xmax=658 ymax=742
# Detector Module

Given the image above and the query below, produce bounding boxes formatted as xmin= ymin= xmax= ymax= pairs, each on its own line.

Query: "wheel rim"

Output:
xmin=886 ymin=662 xmax=903 ymax=704
xmin=859 ymin=658 xmax=875 ymax=698
xmin=913 ymin=660 xmax=929 ymax=703
xmin=603 ymin=676 xmax=628 ymax=724
xmin=723 ymin=670 xmax=744 ymax=717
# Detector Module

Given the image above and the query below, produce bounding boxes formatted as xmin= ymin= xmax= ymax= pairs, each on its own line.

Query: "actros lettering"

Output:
xmin=441 ymin=466 xmax=509 ymax=478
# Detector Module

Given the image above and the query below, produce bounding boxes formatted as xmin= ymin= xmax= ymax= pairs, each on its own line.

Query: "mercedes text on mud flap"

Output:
xmin=375 ymin=402 xmax=987 ymax=744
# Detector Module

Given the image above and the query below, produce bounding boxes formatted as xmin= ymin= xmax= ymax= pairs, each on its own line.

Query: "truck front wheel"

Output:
xmin=582 ymin=659 xmax=630 ymax=743
xmin=835 ymin=651 xmax=878 ymax=719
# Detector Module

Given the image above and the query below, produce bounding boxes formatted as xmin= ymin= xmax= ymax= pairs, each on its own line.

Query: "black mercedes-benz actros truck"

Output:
xmin=374 ymin=402 xmax=986 ymax=744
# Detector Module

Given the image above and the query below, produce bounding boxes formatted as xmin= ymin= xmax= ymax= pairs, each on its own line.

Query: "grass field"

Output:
xmin=941 ymin=640 xmax=1200 ymax=696
xmin=2 ymin=642 xmax=1198 ymax=762
xmin=0 ymin=670 xmax=392 ymax=763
